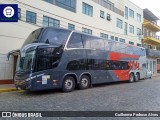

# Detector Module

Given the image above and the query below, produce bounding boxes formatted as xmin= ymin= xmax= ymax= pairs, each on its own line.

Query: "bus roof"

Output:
xmin=71 ymin=30 xmax=145 ymax=50
xmin=38 ymin=27 xmax=145 ymax=50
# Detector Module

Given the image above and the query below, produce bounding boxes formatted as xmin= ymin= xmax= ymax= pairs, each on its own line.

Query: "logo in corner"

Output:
xmin=0 ymin=4 xmax=18 ymax=22
xmin=3 ymin=6 xmax=15 ymax=18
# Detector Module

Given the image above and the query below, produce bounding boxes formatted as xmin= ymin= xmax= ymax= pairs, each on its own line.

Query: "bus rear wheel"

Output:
xmin=78 ymin=75 xmax=90 ymax=90
xmin=135 ymin=73 xmax=140 ymax=82
xmin=129 ymin=73 xmax=135 ymax=83
xmin=62 ymin=76 xmax=75 ymax=92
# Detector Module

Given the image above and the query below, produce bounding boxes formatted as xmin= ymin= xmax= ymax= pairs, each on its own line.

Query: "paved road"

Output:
xmin=0 ymin=77 xmax=160 ymax=120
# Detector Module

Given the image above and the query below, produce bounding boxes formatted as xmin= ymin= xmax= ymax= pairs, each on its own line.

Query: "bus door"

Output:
xmin=35 ymin=46 xmax=58 ymax=89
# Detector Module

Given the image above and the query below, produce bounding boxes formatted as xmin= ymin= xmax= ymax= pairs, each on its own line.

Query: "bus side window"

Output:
xmin=119 ymin=44 xmax=126 ymax=53
xmin=36 ymin=47 xmax=60 ymax=71
xmin=67 ymin=33 xmax=83 ymax=48
xmin=114 ymin=42 xmax=120 ymax=52
xmin=67 ymin=60 xmax=79 ymax=70
xmin=108 ymin=41 xmax=115 ymax=51
xmin=82 ymin=35 xmax=91 ymax=48
xmin=139 ymin=48 xmax=146 ymax=56
xmin=104 ymin=40 xmax=109 ymax=51
xmin=133 ymin=47 xmax=139 ymax=56
xmin=126 ymin=46 xmax=133 ymax=54
xmin=90 ymin=37 xmax=105 ymax=50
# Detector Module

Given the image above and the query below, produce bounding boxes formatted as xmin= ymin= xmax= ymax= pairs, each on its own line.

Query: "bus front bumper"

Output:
xmin=14 ymin=80 xmax=30 ymax=90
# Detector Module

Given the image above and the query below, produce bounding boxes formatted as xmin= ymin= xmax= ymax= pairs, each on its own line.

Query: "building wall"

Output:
xmin=0 ymin=0 xmax=143 ymax=82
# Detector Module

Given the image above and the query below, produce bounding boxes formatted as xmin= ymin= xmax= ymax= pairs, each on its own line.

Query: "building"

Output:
xmin=143 ymin=8 xmax=160 ymax=76
xmin=0 ymin=0 xmax=143 ymax=84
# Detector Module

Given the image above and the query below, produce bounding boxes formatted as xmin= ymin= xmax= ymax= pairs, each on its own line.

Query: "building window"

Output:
xmin=18 ymin=8 xmax=21 ymax=19
xmin=124 ymin=22 xmax=128 ymax=35
xmin=55 ymin=0 xmax=76 ymax=12
xmin=100 ymin=33 xmax=108 ymax=39
xmin=44 ymin=0 xmax=76 ymax=12
xmin=125 ymin=6 xmax=128 ymax=19
xmin=137 ymin=43 xmax=141 ymax=47
xmin=129 ymin=41 xmax=134 ymax=45
xmin=103 ymin=0 xmax=114 ymax=11
xmin=111 ymin=36 xmax=114 ymax=40
xmin=26 ymin=11 xmax=36 ymax=24
xmin=116 ymin=18 xmax=123 ymax=29
xmin=129 ymin=25 xmax=134 ymax=34
xmin=82 ymin=2 xmax=93 ymax=17
xmin=137 ymin=28 xmax=142 ymax=40
xmin=119 ymin=38 xmax=125 ymax=43
xmin=137 ymin=28 xmax=141 ymax=35
xmin=68 ymin=23 xmax=75 ymax=30
xmin=43 ymin=16 xmax=60 ymax=27
xmin=129 ymin=9 xmax=134 ymax=18
xmin=44 ymin=0 xmax=53 ymax=4
xmin=137 ymin=13 xmax=141 ymax=22
xmin=82 ymin=27 xmax=92 ymax=35
xmin=106 ymin=14 xmax=111 ymax=21
xmin=115 ymin=37 xmax=118 ymax=41
xmin=100 ymin=10 xmax=105 ymax=18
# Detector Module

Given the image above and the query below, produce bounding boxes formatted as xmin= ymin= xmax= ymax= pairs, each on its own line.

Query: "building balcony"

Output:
xmin=143 ymin=35 xmax=160 ymax=45
xmin=146 ymin=49 xmax=160 ymax=58
xmin=143 ymin=21 xmax=160 ymax=32
xmin=92 ymin=0 xmax=124 ymax=16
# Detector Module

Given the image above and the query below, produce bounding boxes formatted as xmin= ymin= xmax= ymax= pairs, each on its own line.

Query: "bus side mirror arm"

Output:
xmin=6 ymin=49 xmax=20 ymax=61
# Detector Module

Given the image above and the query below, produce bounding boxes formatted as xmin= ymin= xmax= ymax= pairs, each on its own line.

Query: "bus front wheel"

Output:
xmin=78 ymin=75 xmax=90 ymax=90
xmin=62 ymin=76 xmax=75 ymax=92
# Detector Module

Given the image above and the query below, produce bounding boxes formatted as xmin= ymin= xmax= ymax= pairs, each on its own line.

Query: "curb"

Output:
xmin=0 ymin=88 xmax=18 ymax=93
xmin=153 ymin=75 xmax=160 ymax=77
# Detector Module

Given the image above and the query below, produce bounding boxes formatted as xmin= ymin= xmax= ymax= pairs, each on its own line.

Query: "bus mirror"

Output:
xmin=6 ymin=49 xmax=20 ymax=61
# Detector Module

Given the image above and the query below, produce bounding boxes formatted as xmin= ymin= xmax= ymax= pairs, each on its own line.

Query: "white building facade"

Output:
xmin=0 ymin=0 xmax=143 ymax=83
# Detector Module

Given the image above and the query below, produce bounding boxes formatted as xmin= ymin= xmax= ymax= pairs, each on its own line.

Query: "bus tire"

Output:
xmin=62 ymin=76 xmax=75 ymax=92
xmin=129 ymin=73 xmax=134 ymax=83
xmin=78 ymin=75 xmax=90 ymax=90
xmin=135 ymin=73 xmax=140 ymax=82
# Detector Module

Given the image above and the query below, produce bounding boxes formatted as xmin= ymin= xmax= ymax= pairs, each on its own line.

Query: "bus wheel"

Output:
xmin=135 ymin=73 xmax=140 ymax=82
xmin=78 ymin=75 xmax=90 ymax=90
xmin=129 ymin=73 xmax=134 ymax=83
xmin=62 ymin=76 xmax=75 ymax=92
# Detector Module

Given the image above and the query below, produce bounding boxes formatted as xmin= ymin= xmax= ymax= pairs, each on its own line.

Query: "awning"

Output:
xmin=143 ymin=8 xmax=159 ymax=22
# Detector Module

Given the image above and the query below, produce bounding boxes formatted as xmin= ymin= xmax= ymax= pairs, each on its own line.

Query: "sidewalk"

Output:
xmin=153 ymin=73 xmax=160 ymax=77
xmin=0 ymin=84 xmax=18 ymax=92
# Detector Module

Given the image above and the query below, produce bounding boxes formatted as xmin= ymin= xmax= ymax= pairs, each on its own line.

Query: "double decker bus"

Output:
xmin=13 ymin=27 xmax=147 ymax=92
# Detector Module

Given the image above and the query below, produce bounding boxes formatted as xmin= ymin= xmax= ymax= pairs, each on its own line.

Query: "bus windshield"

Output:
xmin=16 ymin=50 xmax=35 ymax=74
xmin=40 ymin=28 xmax=71 ymax=46
xmin=23 ymin=28 xmax=44 ymax=47
xmin=23 ymin=28 xmax=71 ymax=47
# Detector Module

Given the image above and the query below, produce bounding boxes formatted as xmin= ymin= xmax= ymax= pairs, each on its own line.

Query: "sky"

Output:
xmin=130 ymin=0 xmax=160 ymax=35
xmin=130 ymin=0 xmax=160 ymax=20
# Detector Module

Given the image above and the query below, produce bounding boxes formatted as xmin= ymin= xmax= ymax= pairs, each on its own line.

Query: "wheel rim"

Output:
xmin=136 ymin=74 xmax=139 ymax=81
xmin=64 ymin=79 xmax=73 ymax=90
xmin=130 ymin=74 xmax=134 ymax=82
xmin=81 ymin=78 xmax=88 ymax=87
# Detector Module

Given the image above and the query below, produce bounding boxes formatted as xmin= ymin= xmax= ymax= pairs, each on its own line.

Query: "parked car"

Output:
xmin=146 ymin=70 xmax=152 ymax=79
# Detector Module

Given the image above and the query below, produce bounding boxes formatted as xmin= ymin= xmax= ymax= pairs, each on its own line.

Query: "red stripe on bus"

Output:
xmin=109 ymin=52 xmax=140 ymax=81
xmin=109 ymin=52 xmax=140 ymax=61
